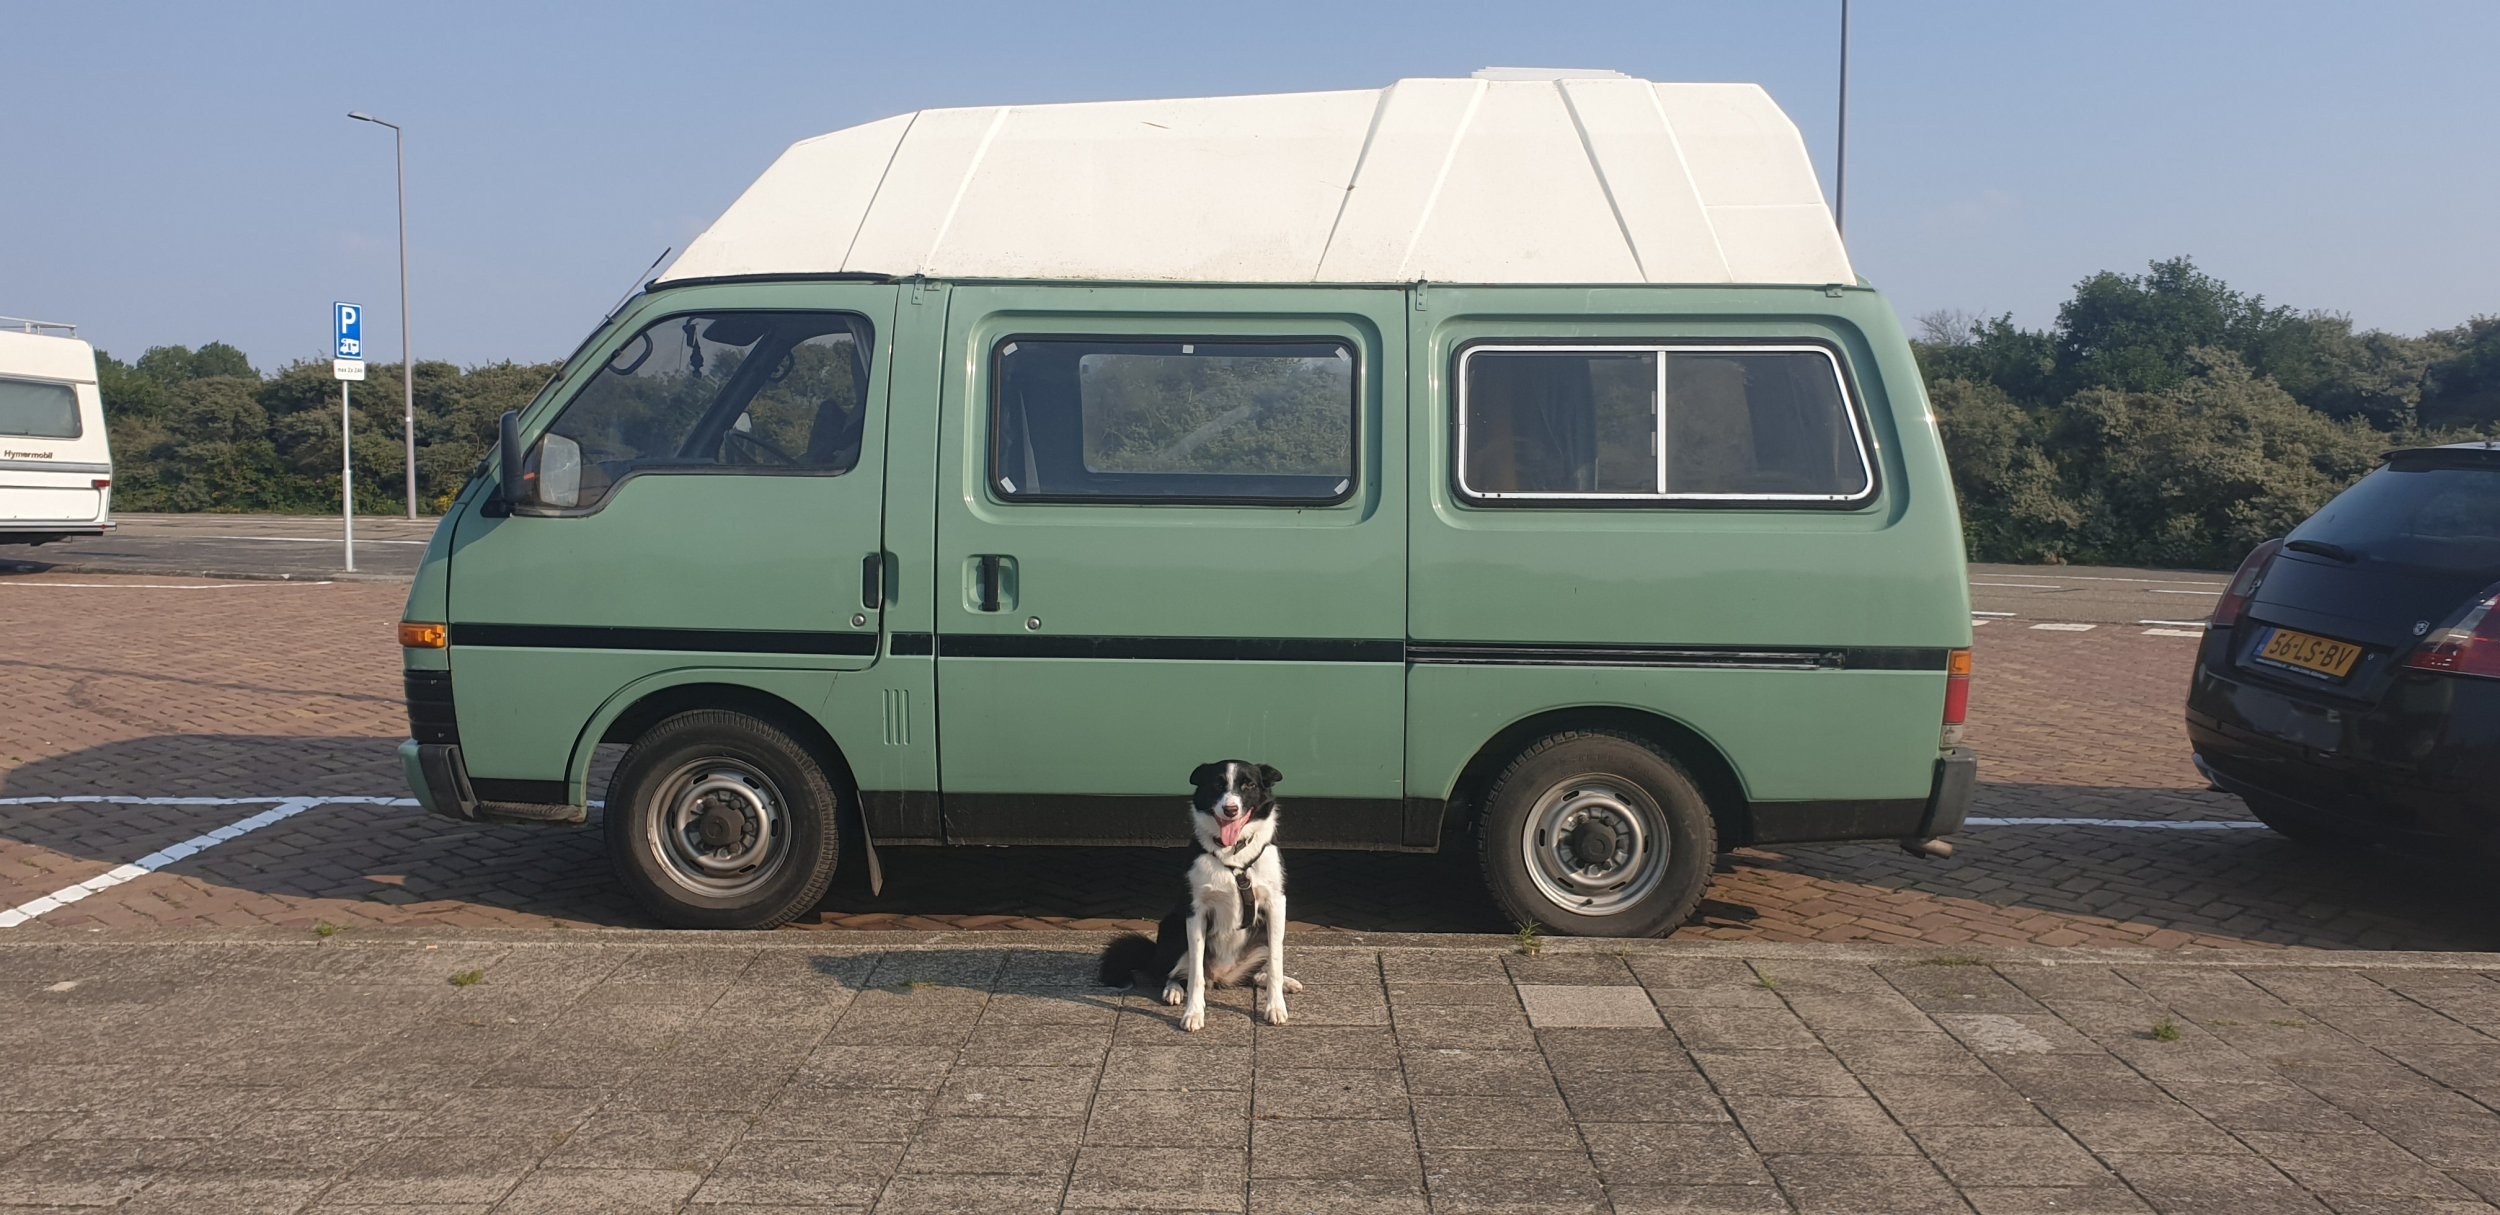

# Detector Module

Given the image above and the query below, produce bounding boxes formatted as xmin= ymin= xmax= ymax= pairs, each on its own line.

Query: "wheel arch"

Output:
xmin=1437 ymin=705 xmax=1754 ymax=851
xmin=568 ymin=672 xmax=860 ymax=807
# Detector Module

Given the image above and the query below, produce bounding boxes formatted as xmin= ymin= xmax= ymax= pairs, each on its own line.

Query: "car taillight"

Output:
xmin=2212 ymin=538 xmax=2285 ymax=625
xmin=2404 ymin=586 xmax=2500 ymax=680
xmin=1941 ymin=648 xmax=1972 ymax=746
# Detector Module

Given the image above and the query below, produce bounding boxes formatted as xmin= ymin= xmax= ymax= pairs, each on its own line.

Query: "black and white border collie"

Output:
xmin=1097 ymin=760 xmax=1301 ymax=1030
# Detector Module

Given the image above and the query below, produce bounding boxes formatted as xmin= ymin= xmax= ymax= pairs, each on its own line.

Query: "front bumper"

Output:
xmin=400 ymin=740 xmax=478 ymax=821
xmin=400 ymin=740 xmax=584 ymax=826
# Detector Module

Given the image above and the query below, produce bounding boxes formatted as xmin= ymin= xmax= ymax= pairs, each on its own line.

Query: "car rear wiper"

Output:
xmin=2286 ymin=538 xmax=2358 ymax=563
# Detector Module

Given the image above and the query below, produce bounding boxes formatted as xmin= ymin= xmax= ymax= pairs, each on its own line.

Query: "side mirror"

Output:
xmin=497 ymin=411 xmax=527 ymax=508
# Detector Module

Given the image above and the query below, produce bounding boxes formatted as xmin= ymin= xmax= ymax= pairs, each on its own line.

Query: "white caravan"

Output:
xmin=0 ymin=320 xmax=113 ymax=545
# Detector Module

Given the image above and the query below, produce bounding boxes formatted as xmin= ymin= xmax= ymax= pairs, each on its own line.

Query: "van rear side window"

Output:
xmin=993 ymin=338 xmax=1355 ymax=504
xmin=1457 ymin=345 xmax=1873 ymax=505
xmin=0 ymin=377 xmax=81 ymax=439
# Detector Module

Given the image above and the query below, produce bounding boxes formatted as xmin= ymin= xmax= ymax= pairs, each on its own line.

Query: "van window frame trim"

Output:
xmin=506 ymin=306 xmax=879 ymax=518
xmin=985 ymin=332 xmax=1363 ymax=508
xmin=1451 ymin=339 xmax=1879 ymax=509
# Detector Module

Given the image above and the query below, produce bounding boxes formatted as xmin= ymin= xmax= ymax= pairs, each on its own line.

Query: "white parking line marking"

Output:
xmin=0 ymin=582 xmax=336 ymax=590
xmin=2150 ymin=588 xmax=2221 ymax=596
xmin=1972 ymin=611 xmax=2018 ymax=617
xmin=2029 ymin=622 xmax=2096 ymax=631
xmin=0 ymin=795 xmax=431 ymax=929
xmin=1968 ymin=817 xmax=2267 ymax=830
xmin=2137 ymin=619 xmax=2206 ymax=627
xmin=1971 ymin=581 xmax=2063 ymax=589
xmin=0 ymin=798 xmax=320 ymax=928
xmin=2143 ymin=628 xmax=2206 ymax=638
xmin=184 ymin=534 xmax=429 ymax=546
xmin=1971 ymin=619 xmax=1991 ymax=626
xmin=1987 ymin=572 xmax=2226 ymax=587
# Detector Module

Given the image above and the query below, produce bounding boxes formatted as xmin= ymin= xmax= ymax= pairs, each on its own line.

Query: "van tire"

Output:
xmin=1477 ymin=730 xmax=1717 ymax=938
xmin=604 ymin=710 xmax=841 ymax=930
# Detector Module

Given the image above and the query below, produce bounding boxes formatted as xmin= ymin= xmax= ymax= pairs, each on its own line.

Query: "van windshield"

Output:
xmin=0 ymin=377 xmax=81 ymax=439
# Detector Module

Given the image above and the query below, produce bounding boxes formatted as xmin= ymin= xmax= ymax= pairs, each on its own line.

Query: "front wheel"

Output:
xmin=1477 ymin=730 xmax=1718 ymax=938
xmin=604 ymin=710 xmax=842 ymax=929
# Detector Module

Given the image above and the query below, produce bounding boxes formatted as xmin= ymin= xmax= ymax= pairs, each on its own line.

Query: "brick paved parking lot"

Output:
xmin=4 ymin=571 xmax=2498 ymax=948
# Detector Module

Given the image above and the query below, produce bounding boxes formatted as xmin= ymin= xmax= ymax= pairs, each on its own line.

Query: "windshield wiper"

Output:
xmin=2287 ymin=538 xmax=2358 ymax=563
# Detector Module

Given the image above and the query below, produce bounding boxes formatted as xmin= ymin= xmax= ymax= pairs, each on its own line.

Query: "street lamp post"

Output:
xmin=1835 ymin=0 xmax=1850 ymax=238
xmin=348 ymin=111 xmax=417 ymax=519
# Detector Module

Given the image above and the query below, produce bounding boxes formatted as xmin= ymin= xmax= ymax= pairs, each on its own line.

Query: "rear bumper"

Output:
xmin=2186 ymin=658 xmax=2500 ymax=859
xmin=0 ymin=521 xmax=109 ymax=543
xmin=1745 ymin=748 xmax=1978 ymax=846
xmin=1924 ymin=747 xmax=1978 ymax=837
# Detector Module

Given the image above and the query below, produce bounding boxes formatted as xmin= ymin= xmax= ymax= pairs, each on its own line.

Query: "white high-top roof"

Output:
xmin=657 ymin=74 xmax=1854 ymax=288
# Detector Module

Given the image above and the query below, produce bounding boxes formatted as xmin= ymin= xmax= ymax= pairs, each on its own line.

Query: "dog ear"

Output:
xmin=1258 ymin=764 xmax=1282 ymax=787
xmin=1189 ymin=762 xmax=1220 ymax=787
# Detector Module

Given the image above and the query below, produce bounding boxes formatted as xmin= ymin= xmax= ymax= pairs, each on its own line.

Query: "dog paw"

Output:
xmin=1282 ymin=975 xmax=1305 ymax=994
xmin=1160 ymin=983 xmax=1185 ymax=1007
xmin=1262 ymin=998 xmax=1289 ymax=1026
xmin=1181 ymin=1008 xmax=1206 ymax=1033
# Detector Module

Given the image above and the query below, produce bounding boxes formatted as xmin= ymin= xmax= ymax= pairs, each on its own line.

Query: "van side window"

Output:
xmin=992 ymin=338 xmax=1355 ymax=504
xmin=541 ymin=311 xmax=872 ymax=508
xmin=0 ymin=377 xmax=82 ymax=439
xmin=1457 ymin=345 xmax=1873 ymax=504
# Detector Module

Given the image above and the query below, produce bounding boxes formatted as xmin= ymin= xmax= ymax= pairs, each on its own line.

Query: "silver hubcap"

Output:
xmin=647 ymin=761 xmax=788 ymax=898
xmin=1520 ymin=776 xmax=1667 ymax=916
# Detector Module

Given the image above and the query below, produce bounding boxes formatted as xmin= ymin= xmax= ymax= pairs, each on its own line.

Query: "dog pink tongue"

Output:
xmin=1220 ymin=816 xmax=1246 ymax=849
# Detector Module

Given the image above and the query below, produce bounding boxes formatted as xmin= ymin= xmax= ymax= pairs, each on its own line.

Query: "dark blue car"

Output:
xmin=2188 ymin=442 xmax=2500 ymax=859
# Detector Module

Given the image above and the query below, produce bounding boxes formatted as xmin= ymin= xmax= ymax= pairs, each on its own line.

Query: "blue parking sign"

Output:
xmin=334 ymin=302 xmax=363 ymax=360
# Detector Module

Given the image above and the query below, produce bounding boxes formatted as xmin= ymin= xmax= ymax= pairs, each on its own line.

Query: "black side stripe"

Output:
xmin=885 ymin=632 xmax=1949 ymax=671
xmin=930 ymin=634 xmax=1404 ymax=663
xmin=451 ymin=623 xmax=876 ymax=656
xmin=1409 ymin=643 xmax=1951 ymax=671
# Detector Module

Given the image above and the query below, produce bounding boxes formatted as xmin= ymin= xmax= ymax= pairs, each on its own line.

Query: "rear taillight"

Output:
xmin=1941 ymin=648 xmax=1972 ymax=746
xmin=2212 ymin=538 xmax=2285 ymax=625
xmin=2404 ymin=586 xmax=2500 ymax=680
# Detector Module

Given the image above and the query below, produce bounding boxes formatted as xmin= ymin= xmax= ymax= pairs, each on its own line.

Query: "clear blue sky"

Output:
xmin=5 ymin=0 xmax=2494 ymax=371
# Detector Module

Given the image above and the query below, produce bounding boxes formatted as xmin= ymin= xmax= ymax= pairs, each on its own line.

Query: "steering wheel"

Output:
xmin=721 ymin=427 xmax=800 ymax=466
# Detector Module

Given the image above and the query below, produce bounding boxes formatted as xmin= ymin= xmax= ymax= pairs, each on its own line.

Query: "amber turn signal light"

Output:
xmin=399 ymin=622 xmax=448 ymax=649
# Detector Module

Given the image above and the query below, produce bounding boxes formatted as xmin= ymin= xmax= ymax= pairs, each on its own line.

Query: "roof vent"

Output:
xmin=1470 ymin=67 xmax=1631 ymax=81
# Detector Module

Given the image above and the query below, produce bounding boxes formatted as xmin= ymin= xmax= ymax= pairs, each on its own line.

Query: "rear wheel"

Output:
xmin=1477 ymin=730 xmax=1718 ymax=938
xmin=604 ymin=710 xmax=841 ymax=929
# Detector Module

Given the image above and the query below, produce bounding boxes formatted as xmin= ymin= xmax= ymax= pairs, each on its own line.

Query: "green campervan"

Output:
xmin=399 ymin=70 xmax=1976 ymax=936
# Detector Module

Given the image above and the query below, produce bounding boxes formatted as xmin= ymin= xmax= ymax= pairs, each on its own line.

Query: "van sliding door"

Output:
xmin=928 ymin=285 xmax=1415 ymax=847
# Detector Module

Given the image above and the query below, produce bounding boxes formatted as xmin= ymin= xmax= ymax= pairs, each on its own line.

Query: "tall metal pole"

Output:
xmin=1836 ymin=0 xmax=1850 ymax=237
xmin=341 ymin=381 xmax=357 ymax=572
xmin=392 ymin=125 xmax=414 ymax=520
xmin=350 ymin=111 xmax=417 ymax=519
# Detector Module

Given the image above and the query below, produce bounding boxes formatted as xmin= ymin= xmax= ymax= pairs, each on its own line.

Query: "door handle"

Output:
xmin=861 ymin=552 xmax=885 ymax=610
xmin=976 ymin=554 xmax=1002 ymax=613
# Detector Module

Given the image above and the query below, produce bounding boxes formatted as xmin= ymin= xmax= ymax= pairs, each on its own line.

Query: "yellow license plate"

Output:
xmin=2255 ymin=627 xmax=2363 ymax=680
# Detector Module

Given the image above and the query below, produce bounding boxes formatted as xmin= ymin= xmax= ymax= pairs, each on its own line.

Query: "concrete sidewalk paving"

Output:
xmin=4 ymin=933 xmax=2498 ymax=1214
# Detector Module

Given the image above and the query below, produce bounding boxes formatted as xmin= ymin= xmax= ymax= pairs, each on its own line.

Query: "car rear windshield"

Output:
xmin=0 ymin=377 xmax=82 ymax=439
xmin=2289 ymin=460 xmax=2500 ymax=574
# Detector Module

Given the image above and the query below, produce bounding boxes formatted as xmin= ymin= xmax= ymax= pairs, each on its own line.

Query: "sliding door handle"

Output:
xmin=976 ymin=554 xmax=1002 ymax=613
xmin=861 ymin=552 xmax=886 ymax=610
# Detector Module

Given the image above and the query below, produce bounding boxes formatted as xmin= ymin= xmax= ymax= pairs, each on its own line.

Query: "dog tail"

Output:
xmin=1097 ymin=933 xmax=1157 ymax=987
